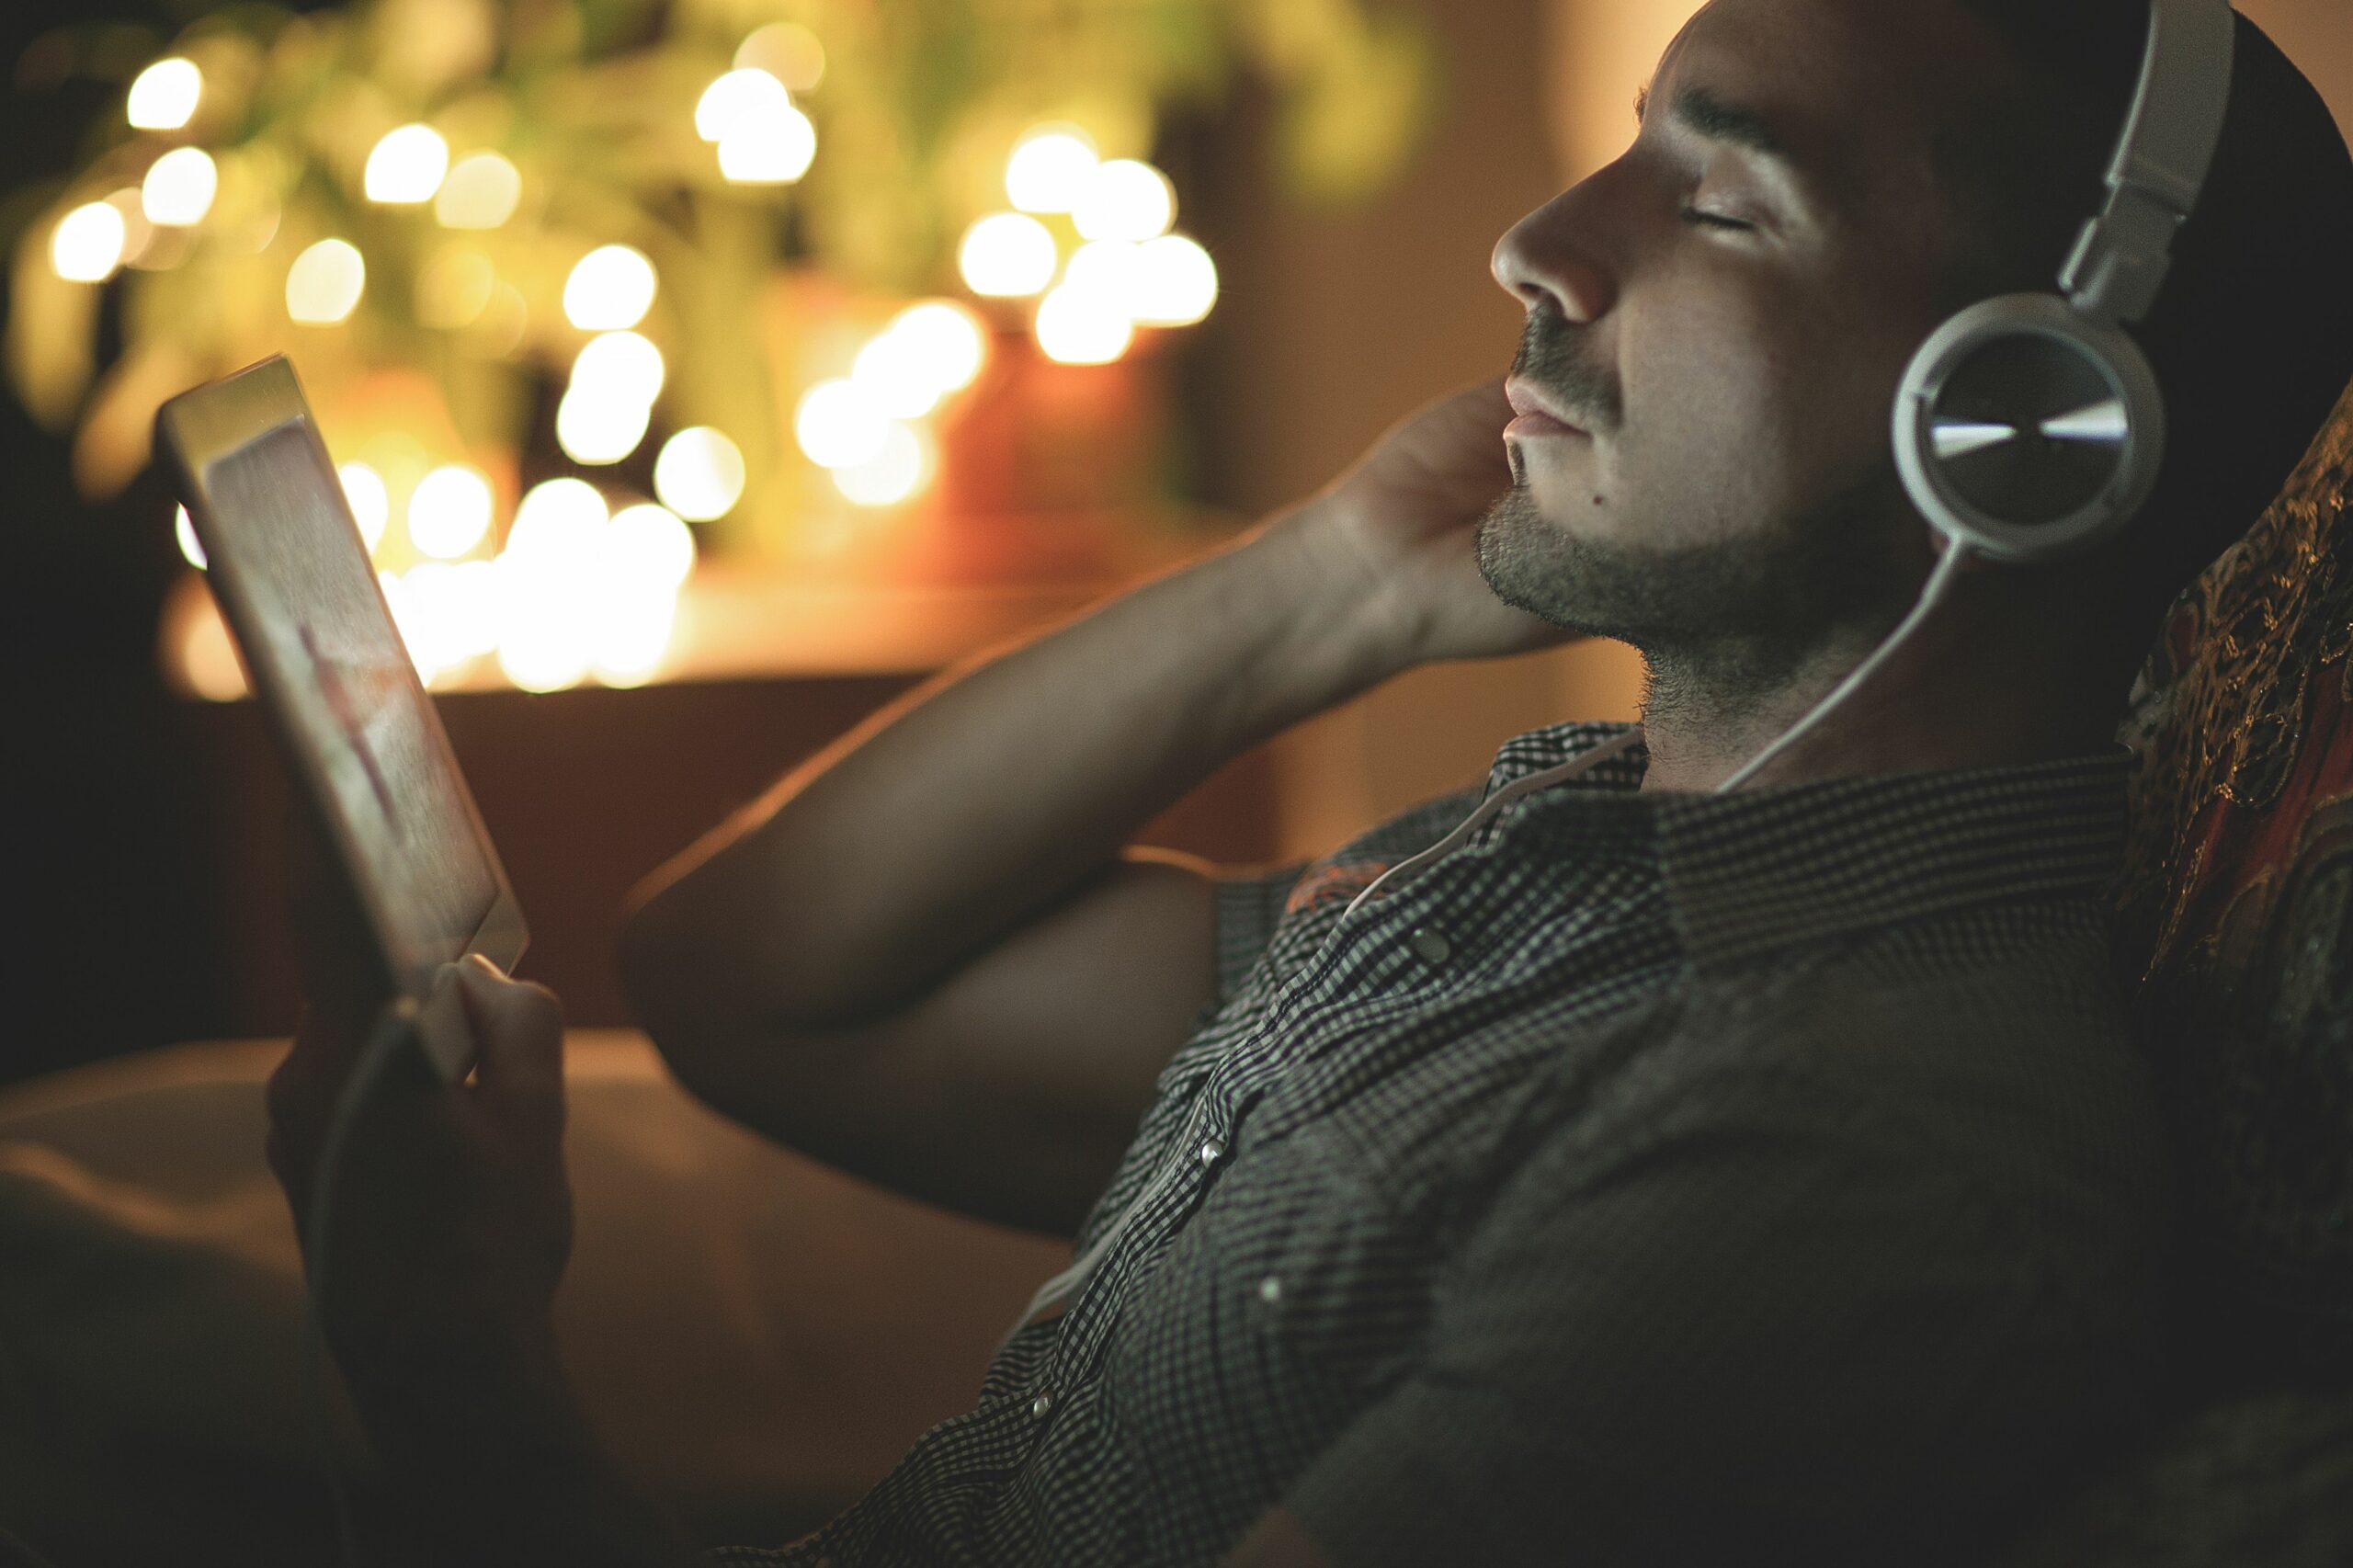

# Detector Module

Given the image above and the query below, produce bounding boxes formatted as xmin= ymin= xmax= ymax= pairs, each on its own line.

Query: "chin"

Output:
xmin=1503 ymin=476 xmax=1621 ymax=543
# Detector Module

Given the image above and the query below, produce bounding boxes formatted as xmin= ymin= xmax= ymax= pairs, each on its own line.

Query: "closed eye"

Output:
xmin=1679 ymin=206 xmax=1752 ymax=232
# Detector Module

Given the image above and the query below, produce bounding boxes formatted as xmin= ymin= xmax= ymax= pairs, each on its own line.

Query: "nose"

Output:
xmin=1491 ymin=185 xmax=1616 ymax=324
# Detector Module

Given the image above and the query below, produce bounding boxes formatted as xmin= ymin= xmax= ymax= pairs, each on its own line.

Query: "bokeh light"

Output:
xmin=654 ymin=427 xmax=745 ymax=520
xmin=696 ymin=68 xmax=790 ymax=142
xmin=1072 ymin=158 xmax=1175 ymax=243
xmin=104 ymin=188 xmax=156 ymax=267
xmin=364 ymin=124 xmax=450 ymax=204
xmin=175 ymin=505 xmax=207 ymax=569
xmin=377 ymin=569 xmax=426 ymax=677
xmin=1006 ymin=126 xmax=1097 ymax=213
xmin=492 ymin=481 xmax=683 ymax=691
xmin=852 ymin=329 xmax=946 ymax=419
xmin=286 ymin=238 xmax=366 ymax=323
xmin=415 ymin=244 xmax=496 ymax=329
xmin=588 ymin=592 xmax=678 ymax=687
xmin=570 ymin=330 xmax=665 ymax=407
xmin=496 ymin=488 xmax=599 ymax=687
xmin=1063 ymin=239 xmax=1142 ymax=311
xmin=397 ymin=559 xmax=501 ymax=678
xmin=494 ymin=577 xmax=594 ymax=692
xmin=562 ymin=244 xmax=657 ymax=331
xmin=888 ymin=301 xmax=988 ymax=393
xmin=1130 ymin=234 xmax=1219 ymax=325
xmin=141 ymin=147 xmax=217 ymax=226
xmin=610 ymin=502 xmax=696 ymax=587
xmin=51 ymin=202 xmax=128 ymax=283
xmin=958 ymin=212 xmax=1056 ymax=297
xmin=508 ymin=477 xmax=608 ymax=558
xmin=830 ymin=422 xmax=928 ymax=506
xmin=127 ymin=58 xmax=203 ymax=131
xmin=408 ymin=464 xmax=494 ymax=558
xmin=556 ymin=384 xmax=653 ymax=464
xmin=435 ymin=152 xmax=521 ymax=228
xmin=718 ymin=104 xmax=818 ymax=184
xmin=794 ymin=378 xmax=888 ymax=468
xmin=735 ymin=23 xmax=826 ymax=93
xmin=339 ymin=462 xmax=390 ymax=550
xmin=1034 ymin=283 xmax=1132 ymax=364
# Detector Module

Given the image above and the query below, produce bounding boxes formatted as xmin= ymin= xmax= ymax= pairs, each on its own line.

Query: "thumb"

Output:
xmin=454 ymin=954 xmax=566 ymax=1123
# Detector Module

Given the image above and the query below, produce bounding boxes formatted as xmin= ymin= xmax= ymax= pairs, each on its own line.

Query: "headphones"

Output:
xmin=1893 ymin=0 xmax=2237 ymax=564
xmin=1715 ymin=0 xmax=2238 ymax=790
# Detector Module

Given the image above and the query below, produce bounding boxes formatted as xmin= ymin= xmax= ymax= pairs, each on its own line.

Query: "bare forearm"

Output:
xmin=621 ymin=506 xmax=1403 ymax=1028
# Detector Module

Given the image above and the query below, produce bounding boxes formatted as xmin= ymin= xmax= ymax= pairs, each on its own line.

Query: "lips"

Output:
xmin=1505 ymin=376 xmax=1585 ymax=433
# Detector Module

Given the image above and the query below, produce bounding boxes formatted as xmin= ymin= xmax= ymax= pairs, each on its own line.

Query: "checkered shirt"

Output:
xmin=710 ymin=721 xmax=2170 ymax=1568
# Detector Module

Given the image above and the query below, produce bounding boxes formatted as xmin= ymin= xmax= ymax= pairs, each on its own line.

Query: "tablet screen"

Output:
xmin=207 ymin=422 xmax=500 ymax=989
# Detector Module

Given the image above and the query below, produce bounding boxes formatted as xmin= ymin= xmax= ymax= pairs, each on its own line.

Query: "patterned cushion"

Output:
xmin=1989 ymin=381 xmax=2353 ymax=1566
xmin=2118 ymin=374 xmax=2353 ymax=1392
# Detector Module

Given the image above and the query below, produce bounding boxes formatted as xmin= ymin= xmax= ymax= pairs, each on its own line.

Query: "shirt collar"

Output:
xmin=1480 ymin=720 xmax=2133 ymax=968
xmin=1483 ymin=719 xmax=1651 ymax=797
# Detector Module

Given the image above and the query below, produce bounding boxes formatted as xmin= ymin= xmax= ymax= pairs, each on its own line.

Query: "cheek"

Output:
xmin=1620 ymin=301 xmax=1815 ymax=544
xmin=1621 ymin=284 xmax=1912 ymax=543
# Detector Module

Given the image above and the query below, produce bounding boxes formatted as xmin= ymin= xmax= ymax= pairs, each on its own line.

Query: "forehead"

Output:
xmin=1654 ymin=0 xmax=2013 ymax=220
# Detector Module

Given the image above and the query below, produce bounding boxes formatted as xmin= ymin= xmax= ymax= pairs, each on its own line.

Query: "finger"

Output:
xmin=456 ymin=955 xmax=566 ymax=1128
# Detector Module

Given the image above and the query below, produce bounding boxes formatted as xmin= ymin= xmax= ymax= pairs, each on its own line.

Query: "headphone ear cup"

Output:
xmin=1893 ymin=291 xmax=2166 ymax=563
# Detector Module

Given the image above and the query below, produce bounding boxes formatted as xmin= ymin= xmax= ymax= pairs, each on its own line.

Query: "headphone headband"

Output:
xmin=2060 ymin=0 xmax=2238 ymax=324
xmin=1891 ymin=0 xmax=2236 ymax=565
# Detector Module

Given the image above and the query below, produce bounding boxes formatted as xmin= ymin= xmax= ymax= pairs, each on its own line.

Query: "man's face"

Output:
xmin=1479 ymin=0 xmax=2011 ymax=689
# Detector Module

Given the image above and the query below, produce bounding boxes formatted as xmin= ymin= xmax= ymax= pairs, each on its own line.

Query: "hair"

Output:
xmin=1930 ymin=1 xmax=2353 ymax=619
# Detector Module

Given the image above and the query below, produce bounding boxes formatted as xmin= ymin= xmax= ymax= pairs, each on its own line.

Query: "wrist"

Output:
xmin=1227 ymin=500 xmax=1423 ymax=703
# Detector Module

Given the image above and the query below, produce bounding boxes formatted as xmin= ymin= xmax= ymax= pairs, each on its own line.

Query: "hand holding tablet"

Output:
xmin=158 ymin=356 xmax=654 ymax=1562
xmin=155 ymin=354 xmax=526 ymax=1083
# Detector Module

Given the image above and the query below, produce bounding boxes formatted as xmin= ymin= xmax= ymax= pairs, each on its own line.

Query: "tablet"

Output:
xmin=154 ymin=355 xmax=526 ymax=1082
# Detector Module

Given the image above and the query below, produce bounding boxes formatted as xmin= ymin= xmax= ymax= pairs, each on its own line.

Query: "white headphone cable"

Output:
xmin=1340 ymin=724 xmax=1650 ymax=923
xmin=1715 ymin=543 xmax=1975 ymax=794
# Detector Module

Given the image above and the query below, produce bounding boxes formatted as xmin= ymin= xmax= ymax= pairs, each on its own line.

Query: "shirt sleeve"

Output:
xmin=1275 ymin=1062 xmax=2154 ymax=1568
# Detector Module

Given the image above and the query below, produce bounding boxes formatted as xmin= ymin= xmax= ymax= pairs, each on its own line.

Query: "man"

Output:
xmin=263 ymin=1 xmax=2353 ymax=1564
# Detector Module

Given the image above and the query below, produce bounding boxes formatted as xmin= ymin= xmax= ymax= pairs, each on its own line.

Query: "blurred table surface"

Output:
xmin=156 ymin=526 xmax=1284 ymax=1036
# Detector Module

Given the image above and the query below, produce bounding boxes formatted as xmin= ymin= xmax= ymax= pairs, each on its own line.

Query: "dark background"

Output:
xmin=3 ymin=0 xmax=228 ymax=1084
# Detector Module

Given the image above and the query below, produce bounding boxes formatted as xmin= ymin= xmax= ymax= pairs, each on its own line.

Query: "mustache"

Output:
xmin=1511 ymin=301 xmax=1621 ymax=433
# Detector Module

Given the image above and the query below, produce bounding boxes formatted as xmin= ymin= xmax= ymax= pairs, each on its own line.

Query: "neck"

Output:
xmin=1633 ymin=567 xmax=2132 ymax=793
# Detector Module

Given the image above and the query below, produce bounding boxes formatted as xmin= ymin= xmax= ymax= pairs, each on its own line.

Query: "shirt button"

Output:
xmin=1199 ymin=1136 xmax=1225 ymax=1166
xmin=1410 ymin=926 xmax=1452 ymax=965
xmin=1257 ymin=1275 xmax=1283 ymax=1305
xmin=1031 ymin=1392 xmax=1055 ymax=1419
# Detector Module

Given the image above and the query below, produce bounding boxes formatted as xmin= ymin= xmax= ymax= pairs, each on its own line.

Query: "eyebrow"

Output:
xmin=1634 ymin=81 xmax=1797 ymax=165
